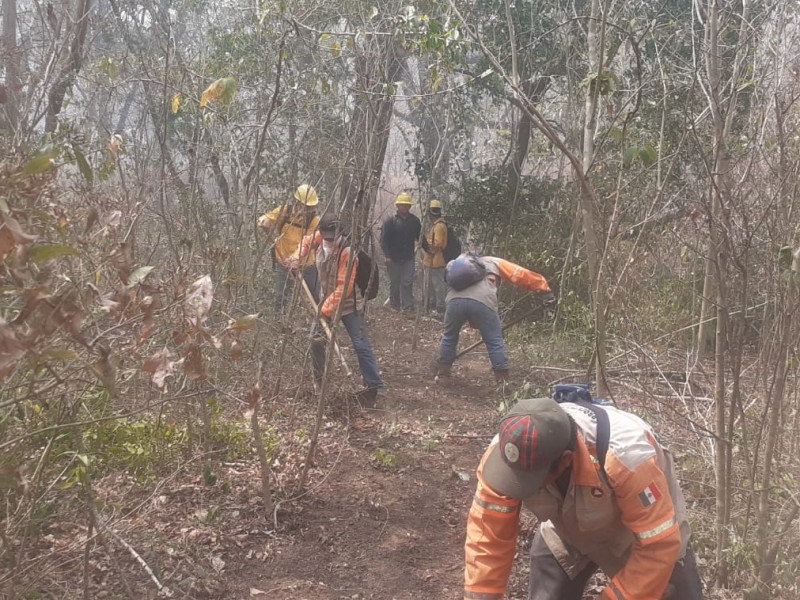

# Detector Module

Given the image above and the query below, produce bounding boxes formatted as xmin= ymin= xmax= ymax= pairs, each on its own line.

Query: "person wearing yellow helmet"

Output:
xmin=257 ymin=184 xmax=321 ymax=311
xmin=380 ymin=192 xmax=421 ymax=312
xmin=420 ymin=199 xmax=448 ymax=317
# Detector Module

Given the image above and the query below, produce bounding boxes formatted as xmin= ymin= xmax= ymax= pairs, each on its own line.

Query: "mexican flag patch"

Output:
xmin=639 ymin=483 xmax=662 ymax=507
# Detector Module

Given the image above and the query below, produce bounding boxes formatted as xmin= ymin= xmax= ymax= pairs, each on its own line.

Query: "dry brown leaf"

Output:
xmin=142 ymin=347 xmax=182 ymax=392
xmin=109 ymin=242 xmax=133 ymax=284
xmin=0 ymin=317 xmax=25 ymax=380
xmin=0 ymin=213 xmax=38 ymax=260
xmin=99 ymin=293 xmax=121 ymax=314
xmin=108 ymin=134 xmax=123 ymax=159
xmin=11 ymin=287 xmax=51 ymax=325
xmin=139 ymin=296 xmax=156 ymax=343
xmin=183 ymin=345 xmax=207 ymax=381
xmin=184 ymin=275 xmax=213 ymax=326
xmin=93 ymin=345 xmax=117 ymax=396
xmin=230 ymin=339 xmax=242 ymax=361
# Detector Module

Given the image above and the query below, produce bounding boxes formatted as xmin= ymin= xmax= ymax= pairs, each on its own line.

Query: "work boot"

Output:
xmin=356 ymin=387 xmax=378 ymax=409
xmin=435 ymin=361 xmax=452 ymax=377
xmin=493 ymin=369 xmax=510 ymax=382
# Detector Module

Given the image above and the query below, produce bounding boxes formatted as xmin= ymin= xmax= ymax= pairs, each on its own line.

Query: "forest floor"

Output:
xmin=29 ymin=306 xmax=731 ymax=600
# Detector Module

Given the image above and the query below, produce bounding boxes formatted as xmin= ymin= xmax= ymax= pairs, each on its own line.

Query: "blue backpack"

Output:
xmin=445 ymin=252 xmax=486 ymax=291
xmin=553 ymin=384 xmax=611 ymax=475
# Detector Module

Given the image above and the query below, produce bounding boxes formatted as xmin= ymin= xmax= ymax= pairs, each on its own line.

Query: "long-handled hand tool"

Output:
xmin=299 ymin=277 xmax=353 ymax=377
xmin=453 ymin=306 xmax=540 ymax=360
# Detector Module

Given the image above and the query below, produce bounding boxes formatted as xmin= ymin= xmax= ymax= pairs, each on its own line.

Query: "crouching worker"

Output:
xmin=436 ymin=253 xmax=554 ymax=380
xmin=464 ymin=397 xmax=704 ymax=600
xmin=291 ymin=213 xmax=384 ymax=407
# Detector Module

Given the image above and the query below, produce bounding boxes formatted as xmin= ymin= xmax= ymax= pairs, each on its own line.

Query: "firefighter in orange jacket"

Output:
xmin=464 ymin=397 xmax=704 ymax=600
xmin=290 ymin=213 xmax=384 ymax=406
xmin=436 ymin=255 xmax=554 ymax=380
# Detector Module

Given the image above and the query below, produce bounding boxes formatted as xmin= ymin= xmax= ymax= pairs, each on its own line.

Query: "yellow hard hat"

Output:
xmin=395 ymin=192 xmax=413 ymax=205
xmin=294 ymin=184 xmax=319 ymax=206
xmin=429 ymin=199 xmax=443 ymax=210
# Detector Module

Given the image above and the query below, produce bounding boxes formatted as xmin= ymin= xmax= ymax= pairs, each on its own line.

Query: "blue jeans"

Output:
xmin=438 ymin=298 xmax=508 ymax=371
xmin=387 ymin=258 xmax=415 ymax=311
xmin=275 ymin=263 xmax=320 ymax=312
xmin=312 ymin=311 xmax=383 ymax=390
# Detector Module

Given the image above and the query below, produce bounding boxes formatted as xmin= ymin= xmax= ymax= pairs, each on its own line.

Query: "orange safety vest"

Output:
xmin=465 ymin=403 xmax=689 ymax=600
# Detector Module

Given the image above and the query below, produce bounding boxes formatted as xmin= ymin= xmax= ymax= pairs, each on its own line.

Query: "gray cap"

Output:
xmin=483 ymin=398 xmax=571 ymax=499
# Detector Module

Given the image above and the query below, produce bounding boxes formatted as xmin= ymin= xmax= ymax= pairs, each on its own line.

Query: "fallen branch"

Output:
xmin=97 ymin=517 xmax=169 ymax=595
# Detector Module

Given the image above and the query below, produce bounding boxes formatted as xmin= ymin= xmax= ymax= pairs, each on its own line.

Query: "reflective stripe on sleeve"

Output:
xmin=473 ymin=495 xmax=520 ymax=514
xmin=464 ymin=591 xmax=504 ymax=600
xmin=636 ymin=516 xmax=677 ymax=540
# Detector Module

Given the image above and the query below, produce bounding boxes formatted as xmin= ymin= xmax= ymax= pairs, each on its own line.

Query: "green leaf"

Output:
xmin=218 ymin=77 xmax=237 ymax=105
xmin=72 ymin=143 xmax=94 ymax=185
xmin=639 ymin=145 xmax=658 ymax=168
xmin=34 ymin=349 xmax=78 ymax=363
xmin=227 ymin=313 xmax=259 ymax=331
xmin=27 ymin=244 xmax=79 ymax=263
xmin=778 ymin=245 xmax=794 ymax=270
xmin=126 ymin=266 xmax=155 ymax=288
xmin=22 ymin=154 xmax=56 ymax=176
xmin=623 ymin=147 xmax=638 ymax=168
xmin=607 ymin=127 xmax=624 ymax=142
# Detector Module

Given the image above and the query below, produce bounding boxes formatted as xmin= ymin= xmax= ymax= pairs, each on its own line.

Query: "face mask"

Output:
xmin=322 ymin=239 xmax=333 ymax=257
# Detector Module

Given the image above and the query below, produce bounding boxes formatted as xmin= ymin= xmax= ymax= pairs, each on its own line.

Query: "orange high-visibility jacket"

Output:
xmin=446 ymin=257 xmax=551 ymax=313
xmin=296 ymin=231 xmax=358 ymax=318
xmin=465 ymin=403 xmax=689 ymax=600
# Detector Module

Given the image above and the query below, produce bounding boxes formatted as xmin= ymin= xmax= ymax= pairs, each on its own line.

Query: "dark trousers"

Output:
xmin=387 ymin=258 xmax=415 ymax=311
xmin=275 ymin=263 xmax=320 ymax=312
xmin=527 ymin=530 xmax=704 ymax=600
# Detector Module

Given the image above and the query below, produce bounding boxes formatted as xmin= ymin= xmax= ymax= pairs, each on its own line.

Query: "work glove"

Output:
xmin=420 ymin=236 xmax=431 ymax=253
xmin=541 ymin=291 xmax=557 ymax=309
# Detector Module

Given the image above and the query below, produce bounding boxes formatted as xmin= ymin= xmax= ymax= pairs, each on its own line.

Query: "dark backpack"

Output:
xmin=442 ymin=222 xmax=462 ymax=263
xmin=553 ymin=384 xmax=610 ymax=476
xmin=445 ymin=252 xmax=486 ymax=291
xmin=354 ymin=250 xmax=379 ymax=301
xmin=333 ymin=234 xmax=379 ymax=302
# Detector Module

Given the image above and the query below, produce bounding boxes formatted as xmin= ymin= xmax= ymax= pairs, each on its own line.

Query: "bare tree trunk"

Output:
xmin=753 ymin=311 xmax=790 ymax=597
xmin=44 ymin=0 xmax=91 ymax=133
xmin=507 ymin=77 xmax=551 ymax=228
xmin=697 ymin=260 xmax=715 ymax=355
xmin=1 ymin=0 xmax=21 ymax=134
xmin=703 ymin=0 xmax=739 ymax=583
xmin=751 ymin=89 xmax=799 ymax=599
xmin=339 ymin=39 xmax=404 ymax=229
xmin=579 ymin=0 xmax=609 ymax=397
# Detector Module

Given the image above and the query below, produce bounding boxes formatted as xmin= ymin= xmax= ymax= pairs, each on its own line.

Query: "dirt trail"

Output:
xmin=231 ymin=308 xmax=524 ymax=600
